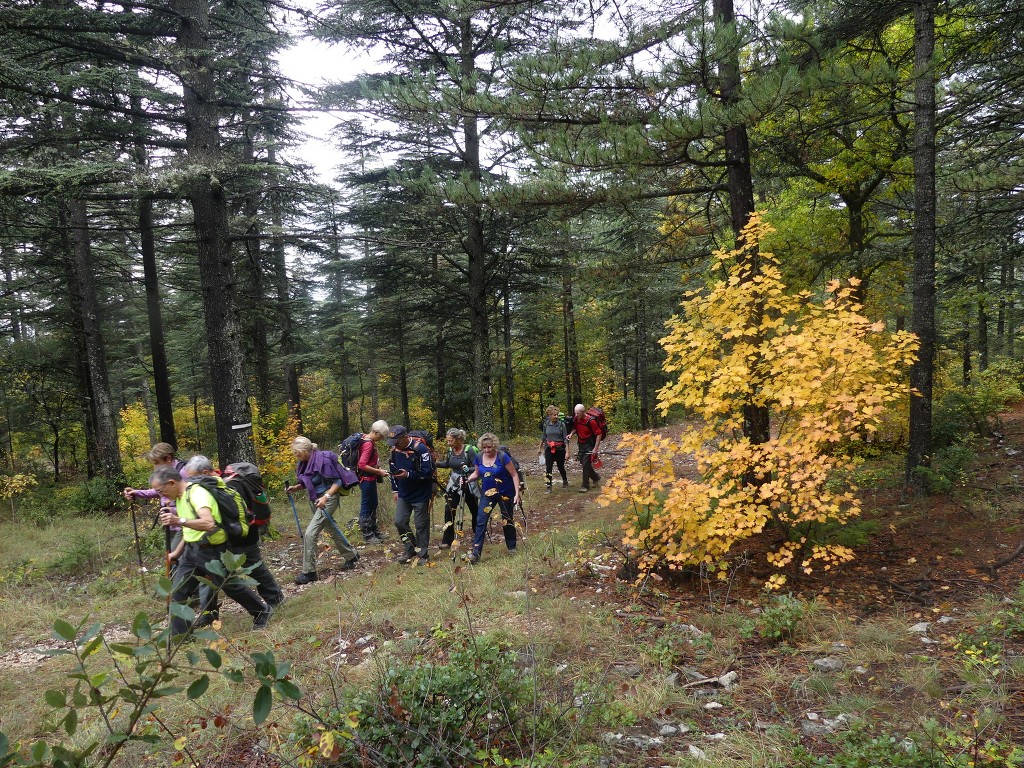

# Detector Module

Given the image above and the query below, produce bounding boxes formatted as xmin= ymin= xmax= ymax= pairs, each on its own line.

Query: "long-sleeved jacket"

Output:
xmin=388 ymin=440 xmax=435 ymax=503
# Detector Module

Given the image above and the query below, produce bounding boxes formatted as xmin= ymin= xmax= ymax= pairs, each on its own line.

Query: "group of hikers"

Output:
xmin=122 ymin=404 xmax=607 ymax=637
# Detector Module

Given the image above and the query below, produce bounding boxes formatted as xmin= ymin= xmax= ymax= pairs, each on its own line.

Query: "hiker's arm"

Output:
xmin=508 ymin=462 xmax=521 ymax=504
xmin=160 ymin=506 xmax=216 ymax=532
xmin=358 ymin=441 xmax=387 ymax=477
xmin=315 ymin=482 xmax=342 ymax=509
xmin=125 ymin=487 xmax=158 ymax=500
xmin=168 ymin=538 xmax=185 ymax=563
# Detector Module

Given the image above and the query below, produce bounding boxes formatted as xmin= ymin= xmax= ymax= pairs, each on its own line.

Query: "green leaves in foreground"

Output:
xmin=2 ymin=566 xmax=303 ymax=766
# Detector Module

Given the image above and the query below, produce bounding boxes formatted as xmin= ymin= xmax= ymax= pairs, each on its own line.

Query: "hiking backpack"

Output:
xmin=224 ymin=462 xmax=271 ymax=527
xmin=498 ymin=446 xmax=522 ymax=474
xmin=408 ymin=429 xmax=435 ymax=450
xmin=584 ymin=406 xmax=609 ymax=440
xmin=186 ymin=475 xmax=250 ymax=544
xmin=338 ymin=432 xmax=366 ymax=470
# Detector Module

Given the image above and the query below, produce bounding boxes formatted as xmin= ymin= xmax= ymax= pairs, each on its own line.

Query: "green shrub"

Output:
xmin=933 ymin=367 xmax=1022 ymax=448
xmin=910 ymin=441 xmax=976 ymax=494
xmin=67 ymin=477 xmax=123 ymax=515
xmin=292 ymin=638 xmax=580 ymax=767
xmin=742 ymin=594 xmax=809 ymax=643
xmin=49 ymin=533 xmax=105 ymax=575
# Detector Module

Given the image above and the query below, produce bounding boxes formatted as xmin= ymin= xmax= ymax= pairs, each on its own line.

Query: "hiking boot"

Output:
xmin=562 ymin=480 xmax=569 ymax=488
xmin=466 ymin=552 xmax=480 ymax=564
xmin=339 ymin=556 xmax=359 ymax=571
xmin=253 ymin=604 xmax=274 ymax=630
xmin=437 ymin=542 xmax=451 ymax=550
xmin=295 ymin=572 xmax=319 ymax=585
xmin=416 ymin=556 xmax=429 ymax=566
xmin=579 ymin=487 xmax=590 ymax=493
xmin=544 ymin=484 xmax=552 ymax=493
xmin=363 ymin=532 xmax=386 ymax=544
xmin=396 ymin=553 xmax=414 ymax=564
xmin=266 ymin=595 xmax=286 ymax=609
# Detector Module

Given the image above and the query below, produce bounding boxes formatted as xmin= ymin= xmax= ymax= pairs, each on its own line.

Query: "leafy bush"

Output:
xmin=602 ymin=215 xmax=918 ymax=589
xmin=67 ymin=477 xmax=123 ymax=515
xmin=933 ymin=367 xmax=1022 ymax=448
xmin=739 ymin=594 xmax=810 ymax=643
xmin=293 ymin=637 xmax=580 ymax=768
xmin=909 ymin=441 xmax=976 ymax=495
xmin=49 ymin=533 xmax=105 ymax=575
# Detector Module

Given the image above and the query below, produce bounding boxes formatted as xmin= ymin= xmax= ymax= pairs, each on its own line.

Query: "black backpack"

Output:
xmin=338 ymin=432 xmax=366 ymax=470
xmin=185 ymin=475 xmax=250 ymax=544
xmin=225 ymin=462 xmax=271 ymax=527
xmin=498 ymin=446 xmax=522 ymax=474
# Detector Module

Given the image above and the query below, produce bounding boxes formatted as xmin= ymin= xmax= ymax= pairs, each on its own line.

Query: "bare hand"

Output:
xmin=122 ymin=488 xmax=136 ymax=500
xmin=158 ymin=510 xmax=178 ymax=528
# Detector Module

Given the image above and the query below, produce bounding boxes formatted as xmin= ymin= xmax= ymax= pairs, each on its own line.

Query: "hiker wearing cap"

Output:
xmin=186 ymin=456 xmax=285 ymax=612
xmin=357 ymin=420 xmax=391 ymax=543
xmin=152 ymin=464 xmax=271 ymax=636
xmin=387 ymin=425 xmax=435 ymax=565
xmin=435 ymin=428 xmax=480 ymax=549
xmin=463 ymin=432 xmax=521 ymax=564
xmin=569 ymin=403 xmax=602 ymax=492
xmin=539 ymin=405 xmax=569 ymax=491
xmin=288 ymin=436 xmax=360 ymax=585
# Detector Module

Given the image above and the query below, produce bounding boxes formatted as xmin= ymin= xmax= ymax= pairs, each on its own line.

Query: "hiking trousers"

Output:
xmin=229 ymin=537 xmax=285 ymax=607
xmin=441 ymin=485 xmax=480 ymax=546
xmin=471 ymin=497 xmax=516 ymax=557
xmin=358 ymin=479 xmax=383 ymax=538
xmin=170 ymin=543 xmax=267 ymax=637
xmin=578 ymin=437 xmax=601 ymax=489
xmin=395 ymin=497 xmax=431 ymax=558
xmin=544 ymin=444 xmax=568 ymax=486
xmin=302 ymin=494 xmax=358 ymax=574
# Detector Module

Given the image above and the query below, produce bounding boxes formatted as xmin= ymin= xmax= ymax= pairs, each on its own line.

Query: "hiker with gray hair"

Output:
xmin=288 ymin=436 xmax=360 ymax=585
xmin=153 ymin=464 xmax=271 ymax=636
xmin=184 ymin=455 xmax=284 ymax=615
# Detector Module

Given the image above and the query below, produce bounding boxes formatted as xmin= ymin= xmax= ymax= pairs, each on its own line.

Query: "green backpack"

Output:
xmin=186 ymin=475 xmax=250 ymax=544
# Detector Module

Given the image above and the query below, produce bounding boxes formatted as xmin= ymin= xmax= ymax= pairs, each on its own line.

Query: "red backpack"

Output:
xmin=585 ymin=407 xmax=608 ymax=439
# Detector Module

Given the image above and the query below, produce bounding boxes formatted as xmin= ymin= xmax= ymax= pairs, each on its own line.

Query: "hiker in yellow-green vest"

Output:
xmin=151 ymin=464 xmax=271 ymax=637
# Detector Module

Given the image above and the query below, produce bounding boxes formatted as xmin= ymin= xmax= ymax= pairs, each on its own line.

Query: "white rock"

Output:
xmin=706 ymin=733 xmax=726 ymax=740
xmin=688 ymin=745 xmax=707 ymax=760
xmin=805 ymin=712 xmax=820 ymax=721
xmin=908 ymin=622 xmax=931 ymax=634
xmin=718 ymin=670 xmax=739 ymax=689
xmin=704 ymin=701 xmax=723 ymax=710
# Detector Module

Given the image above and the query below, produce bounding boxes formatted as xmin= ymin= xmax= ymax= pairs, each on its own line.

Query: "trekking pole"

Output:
xmin=164 ymin=524 xmax=173 ymax=653
xmin=129 ymin=499 xmax=145 ymax=571
xmin=285 ymin=482 xmax=303 ymax=540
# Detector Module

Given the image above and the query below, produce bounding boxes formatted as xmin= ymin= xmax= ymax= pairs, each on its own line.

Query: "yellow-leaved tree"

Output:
xmin=599 ymin=214 xmax=919 ymax=588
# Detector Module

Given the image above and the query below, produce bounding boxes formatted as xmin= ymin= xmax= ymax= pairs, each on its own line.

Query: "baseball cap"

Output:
xmin=387 ymin=425 xmax=409 ymax=446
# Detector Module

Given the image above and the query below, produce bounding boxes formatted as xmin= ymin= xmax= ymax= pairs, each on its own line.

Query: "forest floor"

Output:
xmin=2 ymin=415 xmax=1024 ymax=766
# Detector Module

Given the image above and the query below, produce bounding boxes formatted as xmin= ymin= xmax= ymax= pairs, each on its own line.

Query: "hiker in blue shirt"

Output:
xmin=464 ymin=432 xmax=521 ymax=564
xmin=387 ymin=425 xmax=435 ymax=565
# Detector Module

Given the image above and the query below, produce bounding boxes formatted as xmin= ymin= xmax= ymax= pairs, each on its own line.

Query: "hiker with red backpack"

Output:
xmin=288 ymin=436 xmax=361 ymax=585
xmin=570 ymin=403 xmax=606 ymax=493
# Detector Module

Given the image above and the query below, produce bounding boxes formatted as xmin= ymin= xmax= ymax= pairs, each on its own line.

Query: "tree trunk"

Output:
xmin=906 ymin=0 xmax=937 ymax=488
xmin=962 ymin=319 xmax=971 ymax=386
xmin=173 ymin=0 xmax=255 ymax=466
xmin=62 ymin=199 xmax=123 ymax=481
xmin=502 ymin=284 xmax=515 ymax=435
xmin=978 ymin=298 xmax=989 ymax=372
xmin=139 ymin=196 xmax=177 ymax=446
xmin=461 ymin=17 xmax=493 ymax=434
xmin=562 ymin=262 xmax=582 ymax=408
xmin=714 ymin=0 xmax=769 ymax=447
xmin=268 ymin=142 xmax=302 ymax=429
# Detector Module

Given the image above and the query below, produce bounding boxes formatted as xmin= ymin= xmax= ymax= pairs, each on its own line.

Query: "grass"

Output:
xmin=2 ymin=492 xmax=1024 ymax=768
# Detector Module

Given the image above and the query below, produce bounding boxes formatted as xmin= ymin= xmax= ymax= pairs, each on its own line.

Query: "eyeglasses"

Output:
xmin=159 ymin=481 xmax=177 ymax=496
